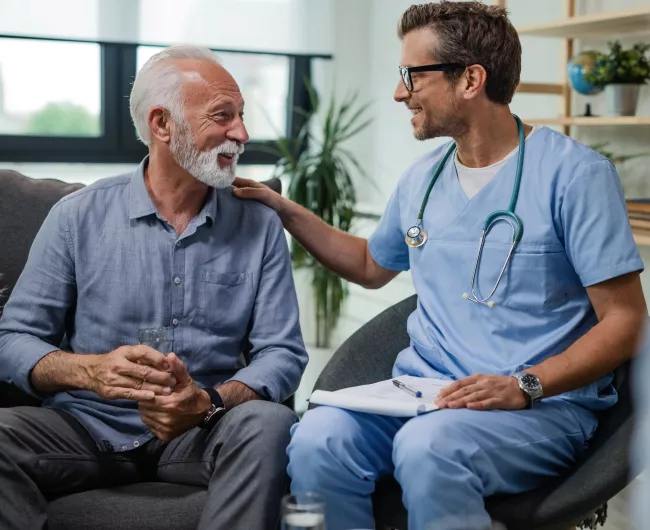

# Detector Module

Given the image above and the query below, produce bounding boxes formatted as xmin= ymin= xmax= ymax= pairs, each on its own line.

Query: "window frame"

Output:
xmin=0 ymin=34 xmax=328 ymax=164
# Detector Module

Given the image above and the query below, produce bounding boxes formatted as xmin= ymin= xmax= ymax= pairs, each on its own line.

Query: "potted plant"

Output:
xmin=270 ymin=83 xmax=373 ymax=350
xmin=584 ymin=40 xmax=650 ymax=116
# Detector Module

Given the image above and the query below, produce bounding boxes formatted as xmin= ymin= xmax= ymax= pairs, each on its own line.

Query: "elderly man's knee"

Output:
xmin=228 ymin=400 xmax=297 ymax=447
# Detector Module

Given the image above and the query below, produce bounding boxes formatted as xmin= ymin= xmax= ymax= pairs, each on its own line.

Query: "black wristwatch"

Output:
xmin=200 ymin=387 xmax=226 ymax=430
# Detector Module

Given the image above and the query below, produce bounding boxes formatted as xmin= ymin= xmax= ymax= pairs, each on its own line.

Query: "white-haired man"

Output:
xmin=0 ymin=45 xmax=308 ymax=530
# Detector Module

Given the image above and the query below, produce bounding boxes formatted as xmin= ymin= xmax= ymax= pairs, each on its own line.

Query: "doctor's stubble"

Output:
xmin=412 ymin=85 xmax=468 ymax=142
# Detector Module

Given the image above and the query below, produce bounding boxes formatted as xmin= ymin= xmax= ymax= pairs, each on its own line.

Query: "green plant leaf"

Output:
xmin=265 ymin=78 xmax=377 ymax=346
xmin=583 ymin=39 xmax=650 ymax=85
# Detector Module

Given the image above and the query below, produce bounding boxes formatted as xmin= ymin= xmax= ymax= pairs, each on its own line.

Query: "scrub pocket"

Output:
xmin=503 ymin=249 xmax=583 ymax=312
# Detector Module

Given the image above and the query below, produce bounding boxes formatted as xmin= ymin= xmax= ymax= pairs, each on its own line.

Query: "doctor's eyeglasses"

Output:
xmin=398 ymin=63 xmax=465 ymax=91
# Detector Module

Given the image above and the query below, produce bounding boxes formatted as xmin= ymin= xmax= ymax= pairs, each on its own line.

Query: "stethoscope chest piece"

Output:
xmin=405 ymin=225 xmax=427 ymax=248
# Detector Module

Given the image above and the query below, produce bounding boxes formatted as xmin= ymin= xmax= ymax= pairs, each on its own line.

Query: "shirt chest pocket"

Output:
xmin=197 ymin=270 xmax=255 ymax=335
xmin=502 ymin=249 xmax=584 ymax=312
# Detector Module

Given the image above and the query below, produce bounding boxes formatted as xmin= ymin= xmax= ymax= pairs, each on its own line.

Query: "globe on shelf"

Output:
xmin=566 ymin=50 xmax=603 ymax=96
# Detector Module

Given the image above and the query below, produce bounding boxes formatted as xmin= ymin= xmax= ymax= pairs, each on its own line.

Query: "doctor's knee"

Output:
xmin=393 ymin=412 xmax=479 ymax=473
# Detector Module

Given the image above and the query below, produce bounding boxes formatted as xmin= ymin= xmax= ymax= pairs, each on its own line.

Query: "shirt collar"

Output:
xmin=129 ymin=157 xmax=158 ymax=220
xmin=128 ymin=156 xmax=219 ymax=225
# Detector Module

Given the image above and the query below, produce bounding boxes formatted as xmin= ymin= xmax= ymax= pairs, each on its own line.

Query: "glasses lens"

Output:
xmin=401 ymin=68 xmax=412 ymax=90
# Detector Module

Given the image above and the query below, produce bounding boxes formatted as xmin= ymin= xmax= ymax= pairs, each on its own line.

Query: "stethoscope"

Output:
xmin=405 ymin=114 xmax=525 ymax=308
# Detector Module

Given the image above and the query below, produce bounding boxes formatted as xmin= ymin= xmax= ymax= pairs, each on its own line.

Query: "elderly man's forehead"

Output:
xmin=174 ymin=58 xmax=243 ymax=105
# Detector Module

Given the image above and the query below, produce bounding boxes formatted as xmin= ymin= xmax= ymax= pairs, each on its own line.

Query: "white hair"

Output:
xmin=129 ymin=44 xmax=220 ymax=145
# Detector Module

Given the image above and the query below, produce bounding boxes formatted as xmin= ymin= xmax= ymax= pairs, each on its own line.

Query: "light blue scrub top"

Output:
xmin=368 ymin=127 xmax=644 ymax=411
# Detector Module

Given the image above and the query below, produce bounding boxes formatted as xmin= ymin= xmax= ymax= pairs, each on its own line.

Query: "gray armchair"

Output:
xmin=312 ymin=295 xmax=636 ymax=530
xmin=0 ymin=169 xmax=280 ymax=529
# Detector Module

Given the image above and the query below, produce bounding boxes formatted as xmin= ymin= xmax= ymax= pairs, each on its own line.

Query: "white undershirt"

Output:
xmin=455 ymin=125 xmax=540 ymax=199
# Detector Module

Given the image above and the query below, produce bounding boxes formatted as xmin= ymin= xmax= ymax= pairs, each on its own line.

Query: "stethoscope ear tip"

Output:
xmin=462 ymin=293 xmax=496 ymax=307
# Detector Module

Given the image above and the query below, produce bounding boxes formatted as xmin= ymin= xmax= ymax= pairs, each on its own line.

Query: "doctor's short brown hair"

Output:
xmin=398 ymin=1 xmax=521 ymax=105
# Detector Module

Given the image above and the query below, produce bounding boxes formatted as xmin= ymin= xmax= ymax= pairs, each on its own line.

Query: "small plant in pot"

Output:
xmin=584 ymin=40 xmax=650 ymax=116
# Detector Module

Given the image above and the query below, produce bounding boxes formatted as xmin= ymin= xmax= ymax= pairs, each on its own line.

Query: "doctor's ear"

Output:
xmin=459 ymin=64 xmax=488 ymax=100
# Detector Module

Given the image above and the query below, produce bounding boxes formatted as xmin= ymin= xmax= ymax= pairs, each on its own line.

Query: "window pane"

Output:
xmin=0 ymin=38 xmax=101 ymax=137
xmin=137 ymin=46 xmax=289 ymax=139
xmin=236 ymin=164 xmax=277 ymax=182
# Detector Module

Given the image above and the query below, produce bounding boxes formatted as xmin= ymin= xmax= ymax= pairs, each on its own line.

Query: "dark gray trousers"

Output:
xmin=0 ymin=400 xmax=297 ymax=530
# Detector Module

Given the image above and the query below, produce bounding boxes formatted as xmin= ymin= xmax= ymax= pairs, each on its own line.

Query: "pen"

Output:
xmin=392 ymin=379 xmax=422 ymax=398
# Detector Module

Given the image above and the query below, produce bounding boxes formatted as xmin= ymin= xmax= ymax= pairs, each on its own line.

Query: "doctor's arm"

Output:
xmin=524 ymin=272 xmax=646 ymax=398
xmin=231 ymin=178 xmax=399 ymax=289
xmin=438 ymin=272 xmax=646 ymax=410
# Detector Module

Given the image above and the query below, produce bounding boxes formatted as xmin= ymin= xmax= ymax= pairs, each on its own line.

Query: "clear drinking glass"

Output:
xmin=281 ymin=492 xmax=326 ymax=530
xmin=138 ymin=327 xmax=174 ymax=355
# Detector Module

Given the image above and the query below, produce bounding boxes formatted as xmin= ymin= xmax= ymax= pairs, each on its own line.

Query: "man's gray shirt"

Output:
xmin=0 ymin=158 xmax=308 ymax=452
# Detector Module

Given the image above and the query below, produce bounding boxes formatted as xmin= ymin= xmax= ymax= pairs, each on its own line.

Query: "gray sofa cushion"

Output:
xmin=0 ymin=169 xmax=84 ymax=304
xmin=47 ymin=483 xmax=206 ymax=530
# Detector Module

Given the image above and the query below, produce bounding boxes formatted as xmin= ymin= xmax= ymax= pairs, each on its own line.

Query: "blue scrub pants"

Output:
xmin=287 ymin=399 xmax=598 ymax=530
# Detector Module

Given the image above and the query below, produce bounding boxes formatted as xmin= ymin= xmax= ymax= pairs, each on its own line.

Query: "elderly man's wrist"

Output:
xmin=197 ymin=388 xmax=213 ymax=416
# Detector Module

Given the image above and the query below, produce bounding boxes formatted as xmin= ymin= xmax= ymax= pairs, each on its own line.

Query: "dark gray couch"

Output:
xmin=312 ymin=296 xmax=636 ymax=530
xmin=0 ymin=169 xmax=280 ymax=529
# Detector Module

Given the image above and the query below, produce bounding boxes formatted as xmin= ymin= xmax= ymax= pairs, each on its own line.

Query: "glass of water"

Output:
xmin=281 ymin=492 xmax=326 ymax=530
xmin=138 ymin=327 xmax=174 ymax=355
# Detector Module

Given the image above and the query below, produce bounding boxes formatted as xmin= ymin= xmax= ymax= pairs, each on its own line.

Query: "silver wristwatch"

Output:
xmin=513 ymin=372 xmax=543 ymax=408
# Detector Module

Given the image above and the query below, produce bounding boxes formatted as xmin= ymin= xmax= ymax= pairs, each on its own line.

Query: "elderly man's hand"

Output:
xmin=435 ymin=374 xmax=528 ymax=411
xmin=85 ymin=345 xmax=176 ymax=401
xmin=138 ymin=353 xmax=211 ymax=441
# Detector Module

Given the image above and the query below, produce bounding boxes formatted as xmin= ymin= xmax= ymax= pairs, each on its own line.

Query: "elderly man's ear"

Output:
xmin=148 ymin=107 xmax=172 ymax=144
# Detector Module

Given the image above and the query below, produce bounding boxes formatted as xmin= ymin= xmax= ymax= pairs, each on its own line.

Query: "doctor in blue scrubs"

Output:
xmin=233 ymin=2 xmax=648 ymax=529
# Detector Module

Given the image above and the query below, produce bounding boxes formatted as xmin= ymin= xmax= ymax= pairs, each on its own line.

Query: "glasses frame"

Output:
xmin=399 ymin=63 xmax=466 ymax=91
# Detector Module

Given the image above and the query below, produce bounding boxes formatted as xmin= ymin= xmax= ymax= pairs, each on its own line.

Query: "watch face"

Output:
xmin=520 ymin=374 xmax=540 ymax=390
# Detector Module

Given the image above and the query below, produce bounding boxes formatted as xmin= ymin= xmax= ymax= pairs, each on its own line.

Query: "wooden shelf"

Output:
xmin=517 ymin=6 xmax=650 ymax=39
xmin=516 ymin=82 xmax=565 ymax=95
xmin=527 ymin=116 xmax=650 ymax=126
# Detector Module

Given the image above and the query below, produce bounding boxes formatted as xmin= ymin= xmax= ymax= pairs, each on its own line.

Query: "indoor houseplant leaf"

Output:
xmin=271 ymin=82 xmax=374 ymax=348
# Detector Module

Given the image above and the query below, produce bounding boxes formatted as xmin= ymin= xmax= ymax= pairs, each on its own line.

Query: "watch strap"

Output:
xmin=200 ymin=387 xmax=226 ymax=430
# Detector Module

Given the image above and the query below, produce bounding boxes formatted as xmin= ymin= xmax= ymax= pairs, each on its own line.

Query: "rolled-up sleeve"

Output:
xmin=0 ymin=201 xmax=77 ymax=396
xmin=228 ymin=213 xmax=308 ymax=403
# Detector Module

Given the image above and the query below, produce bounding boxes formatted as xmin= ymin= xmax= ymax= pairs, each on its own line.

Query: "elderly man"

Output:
xmin=0 ymin=45 xmax=307 ymax=530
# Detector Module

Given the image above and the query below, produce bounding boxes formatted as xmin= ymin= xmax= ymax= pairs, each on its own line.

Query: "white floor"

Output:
xmin=599 ymin=482 xmax=636 ymax=530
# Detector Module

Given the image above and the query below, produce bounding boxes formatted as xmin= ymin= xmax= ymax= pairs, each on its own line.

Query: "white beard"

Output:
xmin=170 ymin=119 xmax=245 ymax=188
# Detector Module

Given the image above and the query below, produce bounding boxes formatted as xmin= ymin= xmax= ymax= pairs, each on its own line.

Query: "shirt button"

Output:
xmin=175 ymin=240 xmax=181 ymax=247
xmin=121 ymin=445 xmax=128 ymax=451
xmin=133 ymin=441 xmax=140 ymax=448
xmin=172 ymin=318 xmax=179 ymax=326
xmin=174 ymin=276 xmax=181 ymax=285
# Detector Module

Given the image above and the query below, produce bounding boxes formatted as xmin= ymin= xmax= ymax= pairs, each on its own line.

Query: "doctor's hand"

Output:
xmin=138 ymin=353 xmax=211 ymax=441
xmin=231 ymin=177 xmax=287 ymax=213
xmin=435 ymin=374 xmax=528 ymax=411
